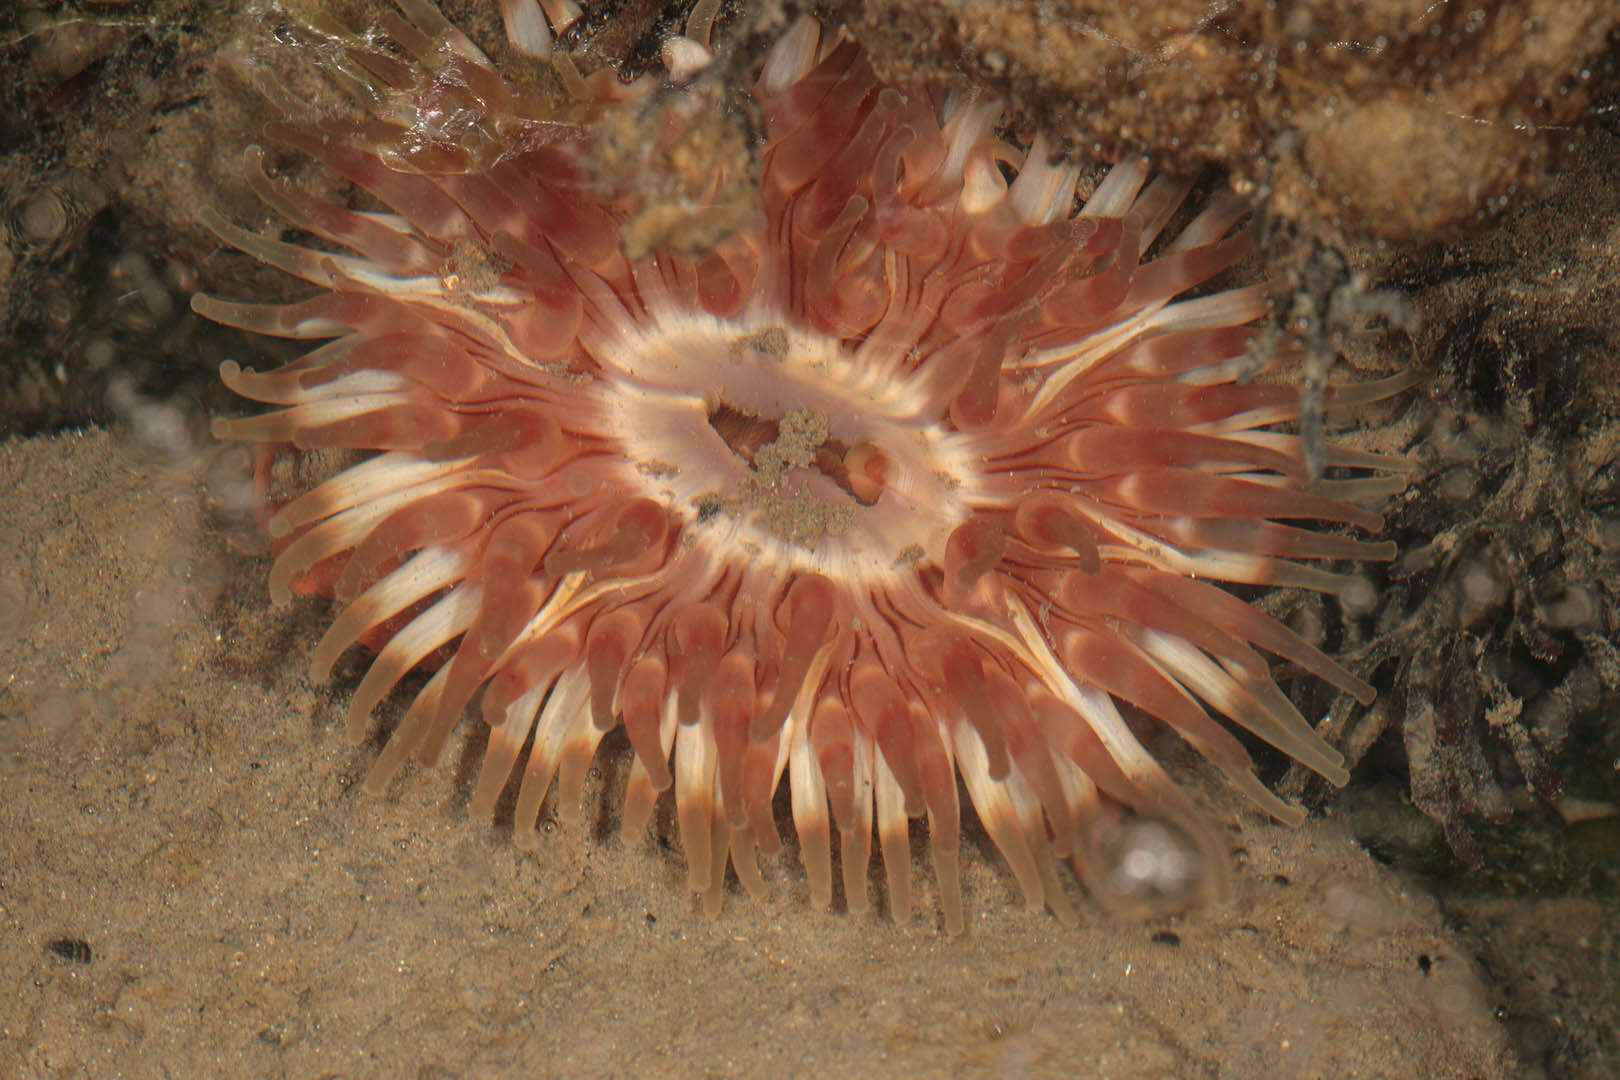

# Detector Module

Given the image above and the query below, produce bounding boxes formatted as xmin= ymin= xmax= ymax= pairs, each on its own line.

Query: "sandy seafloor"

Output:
xmin=0 ymin=430 xmax=1519 ymax=1078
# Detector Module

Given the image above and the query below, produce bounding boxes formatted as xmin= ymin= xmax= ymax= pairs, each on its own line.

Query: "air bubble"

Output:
xmin=204 ymin=444 xmax=259 ymax=519
xmin=15 ymin=191 xmax=70 ymax=246
xmin=1458 ymin=559 xmax=1505 ymax=611
xmin=106 ymin=372 xmax=200 ymax=465
xmin=1322 ymin=877 xmax=1396 ymax=935
xmin=1100 ymin=817 xmax=1205 ymax=906
xmin=1339 ymin=576 xmax=1377 ymax=616
xmin=1538 ymin=586 xmax=1595 ymax=630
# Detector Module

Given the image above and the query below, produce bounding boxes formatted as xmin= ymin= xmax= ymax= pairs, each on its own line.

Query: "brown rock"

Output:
xmin=842 ymin=0 xmax=1620 ymax=243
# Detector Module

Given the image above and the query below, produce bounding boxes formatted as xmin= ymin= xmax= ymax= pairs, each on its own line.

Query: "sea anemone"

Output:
xmin=195 ymin=0 xmax=1408 ymax=932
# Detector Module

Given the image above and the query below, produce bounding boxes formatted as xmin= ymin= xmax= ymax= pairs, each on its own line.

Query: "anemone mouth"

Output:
xmin=592 ymin=312 xmax=979 ymax=581
xmin=194 ymin=3 xmax=1410 ymax=932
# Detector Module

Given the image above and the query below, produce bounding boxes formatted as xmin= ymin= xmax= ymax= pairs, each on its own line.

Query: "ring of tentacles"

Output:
xmin=195 ymin=3 xmax=1408 ymax=932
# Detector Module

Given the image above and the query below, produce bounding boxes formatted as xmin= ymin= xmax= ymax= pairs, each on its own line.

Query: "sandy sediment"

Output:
xmin=0 ymin=429 xmax=1513 ymax=1078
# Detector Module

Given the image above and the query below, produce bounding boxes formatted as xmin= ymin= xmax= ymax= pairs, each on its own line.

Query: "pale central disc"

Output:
xmin=593 ymin=310 xmax=985 ymax=582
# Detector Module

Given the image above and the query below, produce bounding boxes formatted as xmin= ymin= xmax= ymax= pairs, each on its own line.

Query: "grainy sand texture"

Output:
xmin=0 ymin=430 xmax=1515 ymax=1077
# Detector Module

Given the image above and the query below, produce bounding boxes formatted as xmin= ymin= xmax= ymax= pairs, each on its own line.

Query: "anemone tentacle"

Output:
xmin=198 ymin=4 xmax=1405 ymax=932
